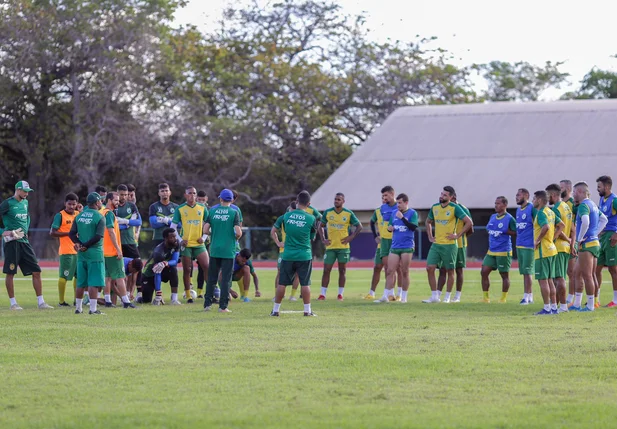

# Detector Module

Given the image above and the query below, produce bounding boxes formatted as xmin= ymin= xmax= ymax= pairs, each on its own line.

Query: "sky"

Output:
xmin=174 ymin=0 xmax=617 ymax=100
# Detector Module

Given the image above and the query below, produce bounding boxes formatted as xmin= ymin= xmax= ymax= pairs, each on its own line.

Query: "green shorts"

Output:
xmin=279 ymin=260 xmax=312 ymax=286
xmin=579 ymin=242 xmax=600 ymax=258
xmin=482 ymin=253 xmax=512 ymax=273
xmin=455 ymin=247 xmax=467 ymax=269
xmin=380 ymin=238 xmax=392 ymax=259
xmin=534 ymin=256 xmax=555 ymax=281
xmin=374 ymin=247 xmax=382 ymax=266
xmin=76 ymin=260 xmax=105 ymax=288
xmin=427 ymin=243 xmax=457 ymax=270
xmin=105 ymin=256 xmax=126 ymax=280
xmin=181 ymin=245 xmax=207 ymax=259
xmin=598 ymin=232 xmax=617 ymax=267
xmin=2 ymin=240 xmax=41 ymax=276
xmin=59 ymin=254 xmax=77 ymax=280
xmin=554 ymin=252 xmax=569 ymax=279
xmin=390 ymin=248 xmax=414 ymax=255
xmin=324 ymin=249 xmax=350 ymax=265
xmin=517 ymin=248 xmax=535 ymax=275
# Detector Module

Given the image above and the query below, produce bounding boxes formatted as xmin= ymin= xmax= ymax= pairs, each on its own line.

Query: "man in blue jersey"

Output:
xmin=596 ymin=176 xmax=617 ymax=307
xmin=481 ymin=196 xmax=517 ymax=303
xmin=571 ymin=182 xmax=608 ymax=312
xmin=378 ymin=186 xmax=402 ymax=300
xmin=375 ymin=194 xmax=418 ymax=303
xmin=515 ymin=188 xmax=535 ymax=305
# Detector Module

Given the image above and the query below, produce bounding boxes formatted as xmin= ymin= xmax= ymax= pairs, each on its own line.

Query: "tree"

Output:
xmin=561 ymin=69 xmax=617 ymax=99
xmin=473 ymin=61 xmax=569 ymax=101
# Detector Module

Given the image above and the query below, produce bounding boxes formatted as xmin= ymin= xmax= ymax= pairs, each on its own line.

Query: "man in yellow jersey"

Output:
xmin=423 ymin=186 xmax=472 ymax=303
xmin=364 ymin=194 xmax=388 ymax=300
xmin=318 ymin=193 xmax=362 ymax=301
xmin=436 ymin=192 xmax=473 ymax=303
xmin=101 ymin=192 xmax=136 ymax=309
xmin=50 ymin=193 xmax=80 ymax=306
xmin=546 ymin=184 xmax=572 ymax=313
xmin=171 ymin=186 xmax=209 ymax=305
xmin=532 ymin=190 xmax=564 ymax=315
xmin=560 ymin=179 xmax=578 ymax=305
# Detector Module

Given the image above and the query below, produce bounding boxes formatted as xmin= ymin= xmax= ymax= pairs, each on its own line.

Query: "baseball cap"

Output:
xmin=219 ymin=189 xmax=234 ymax=202
xmin=15 ymin=181 xmax=34 ymax=192
xmin=86 ymin=192 xmax=102 ymax=204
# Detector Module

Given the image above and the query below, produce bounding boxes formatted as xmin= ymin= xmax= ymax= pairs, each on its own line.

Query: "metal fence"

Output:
xmin=3 ymin=226 xmax=523 ymax=262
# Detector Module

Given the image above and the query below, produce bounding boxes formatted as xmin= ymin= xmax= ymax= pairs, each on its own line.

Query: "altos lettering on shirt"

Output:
xmin=207 ymin=206 xmax=240 ymax=259
xmin=0 ymin=197 xmax=31 ymax=242
xmin=599 ymin=193 xmax=617 ymax=232
xmin=389 ymin=209 xmax=419 ymax=250
xmin=72 ymin=208 xmax=106 ymax=262
xmin=516 ymin=203 xmax=534 ymax=249
xmin=273 ymin=209 xmax=316 ymax=261
xmin=487 ymin=213 xmax=516 ymax=255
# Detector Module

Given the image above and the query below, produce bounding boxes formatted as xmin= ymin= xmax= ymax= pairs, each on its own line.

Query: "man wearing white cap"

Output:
xmin=0 ymin=181 xmax=53 ymax=310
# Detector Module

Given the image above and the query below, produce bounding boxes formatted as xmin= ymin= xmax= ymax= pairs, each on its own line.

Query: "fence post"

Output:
xmin=244 ymin=228 xmax=252 ymax=251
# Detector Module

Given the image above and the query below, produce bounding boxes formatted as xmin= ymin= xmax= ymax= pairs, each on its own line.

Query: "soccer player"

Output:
xmin=364 ymin=195 xmax=388 ymax=300
xmin=272 ymin=201 xmax=300 ymax=300
xmin=270 ymin=191 xmax=317 ymax=317
xmin=195 ymin=190 xmax=210 ymax=298
xmin=1 ymin=181 xmax=53 ymax=310
xmin=171 ymin=186 xmax=209 ymax=304
xmin=515 ymin=188 xmax=535 ymax=305
xmin=69 ymin=193 xmax=106 ymax=315
xmin=375 ymin=193 xmax=418 ymax=303
xmin=95 ymin=185 xmax=108 ymax=201
xmin=148 ymin=183 xmax=178 ymax=248
xmin=203 ymin=189 xmax=242 ymax=313
xmin=560 ymin=179 xmax=578 ymax=305
xmin=596 ymin=176 xmax=617 ymax=307
xmin=436 ymin=193 xmax=473 ymax=302
xmin=101 ymin=192 xmax=136 ymax=309
xmin=481 ymin=196 xmax=516 ymax=303
xmin=546 ymin=184 xmax=573 ymax=313
xmin=127 ymin=184 xmax=140 ymax=242
xmin=141 ymin=228 xmax=180 ymax=305
xmin=377 ymin=186 xmax=400 ymax=298
xmin=532 ymin=190 xmax=565 ymax=315
xmin=424 ymin=186 xmax=472 ymax=303
xmin=227 ymin=248 xmax=260 ymax=302
xmin=50 ymin=193 xmax=80 ymax=307
xmin=116 ymin=184 xmax=143 ymax=299
xmin=319 ymin=193 xmax=362 ymax=301
xmin=571 ymin=182 xmax=608 ymax=311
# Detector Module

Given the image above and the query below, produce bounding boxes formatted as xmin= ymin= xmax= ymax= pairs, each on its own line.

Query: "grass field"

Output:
xmin=1 ymin=267 xmax=617 ymax=428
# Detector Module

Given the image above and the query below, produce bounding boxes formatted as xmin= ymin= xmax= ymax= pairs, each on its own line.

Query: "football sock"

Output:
xmin=37 ymin=295 xmax=44 ymax=306
xmin=483 ymin=291 xmax=489 ymax=300
xmin=320 ymin=287 xmax=327 ymax=296
xmin=501 ymin=292 xmax=508 ymax=301
xmin=338 ymin=287 xmax=344 ymax=296
xmin=58 ymin=278 xmax=67 ymax=303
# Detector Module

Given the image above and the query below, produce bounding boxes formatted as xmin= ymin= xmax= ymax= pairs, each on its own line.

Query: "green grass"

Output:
xmin=1 ymin=268 xmax=617 ymax=428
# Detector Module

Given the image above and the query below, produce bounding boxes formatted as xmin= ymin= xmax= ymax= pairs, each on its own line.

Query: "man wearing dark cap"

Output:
xmin=203 ymin=189 xmax=242 ymax=313
xmin=69 ymin=192 xmax=106 ymax=315
xmin=1 ymin=181 xmax=53 ymax=310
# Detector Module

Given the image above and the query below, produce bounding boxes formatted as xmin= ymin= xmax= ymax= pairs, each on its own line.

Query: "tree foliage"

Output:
xmin=0 ymin=0 xmax=571 ymax=234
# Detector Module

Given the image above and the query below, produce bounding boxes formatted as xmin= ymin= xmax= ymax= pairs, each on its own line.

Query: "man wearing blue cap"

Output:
xmin=1 ymin=181 xmax=53 ymax=310
xmin=69 ymin=192 xmax=107 ymax=315
xmin=203 ymin=189 xmax=242 ymax=313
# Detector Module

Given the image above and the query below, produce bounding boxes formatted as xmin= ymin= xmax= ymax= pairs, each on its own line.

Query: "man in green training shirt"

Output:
xmin=69 ymin=193 xmax=107 ymax=315
xmin=1 ymin=180 xmax=53 ymax=310
xmin=270 ymin=190 xmax=318 ymax=317
xmin=203 ymin=189 xmax=242 ymax=313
